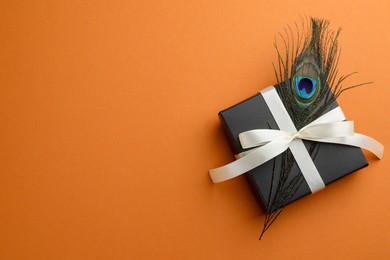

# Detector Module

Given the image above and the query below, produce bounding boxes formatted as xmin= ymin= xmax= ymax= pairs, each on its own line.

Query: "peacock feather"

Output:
xmin=259 ymin=18 xmax=371 ymax=239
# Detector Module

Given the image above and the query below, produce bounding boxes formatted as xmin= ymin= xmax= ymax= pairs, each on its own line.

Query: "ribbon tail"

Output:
xmin=209 ymin=138 xmax=291 ymax=183
xmin=311 ymin=133 xmax=384 ymax=159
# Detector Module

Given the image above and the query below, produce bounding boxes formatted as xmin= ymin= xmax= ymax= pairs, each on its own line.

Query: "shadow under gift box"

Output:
xmin=218 ymin=86 xmax=368 ymax=213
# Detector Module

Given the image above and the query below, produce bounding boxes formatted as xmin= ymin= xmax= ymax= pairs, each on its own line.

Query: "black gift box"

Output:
xmin=218 ymin=86 xmax=368 ymax=213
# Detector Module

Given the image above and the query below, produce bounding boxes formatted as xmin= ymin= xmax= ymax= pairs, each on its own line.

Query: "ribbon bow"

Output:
xmin=209 ymin=87 xmax=383 ymax=193
xmin=239 ymin=121 xmax=354 ymax=150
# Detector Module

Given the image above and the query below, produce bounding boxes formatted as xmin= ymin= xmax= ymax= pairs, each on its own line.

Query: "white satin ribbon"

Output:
xmin=209 ymin=87 xmax=384 ymax=192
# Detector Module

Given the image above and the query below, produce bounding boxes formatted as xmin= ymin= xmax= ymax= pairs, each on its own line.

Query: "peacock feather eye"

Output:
xmin=295 ymin=76 xmax=317 ymax=99
xmin=291 ymin=59 xmax=321 ymax=106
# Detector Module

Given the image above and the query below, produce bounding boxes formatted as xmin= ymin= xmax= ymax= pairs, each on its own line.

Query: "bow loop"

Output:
xmin=299 ymin=121 xmax=354 ymax=139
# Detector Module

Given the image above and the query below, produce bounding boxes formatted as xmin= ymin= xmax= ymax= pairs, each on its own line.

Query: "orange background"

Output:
xmin=1 ymin=0 xmax=389 ymax=259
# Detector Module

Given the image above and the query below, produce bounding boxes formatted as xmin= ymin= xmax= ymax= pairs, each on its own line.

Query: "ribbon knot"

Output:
xmin=289 ymin=132 xmax=300 ymax=140
xmin=209 ymin=87 xmax=383 ymax=193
